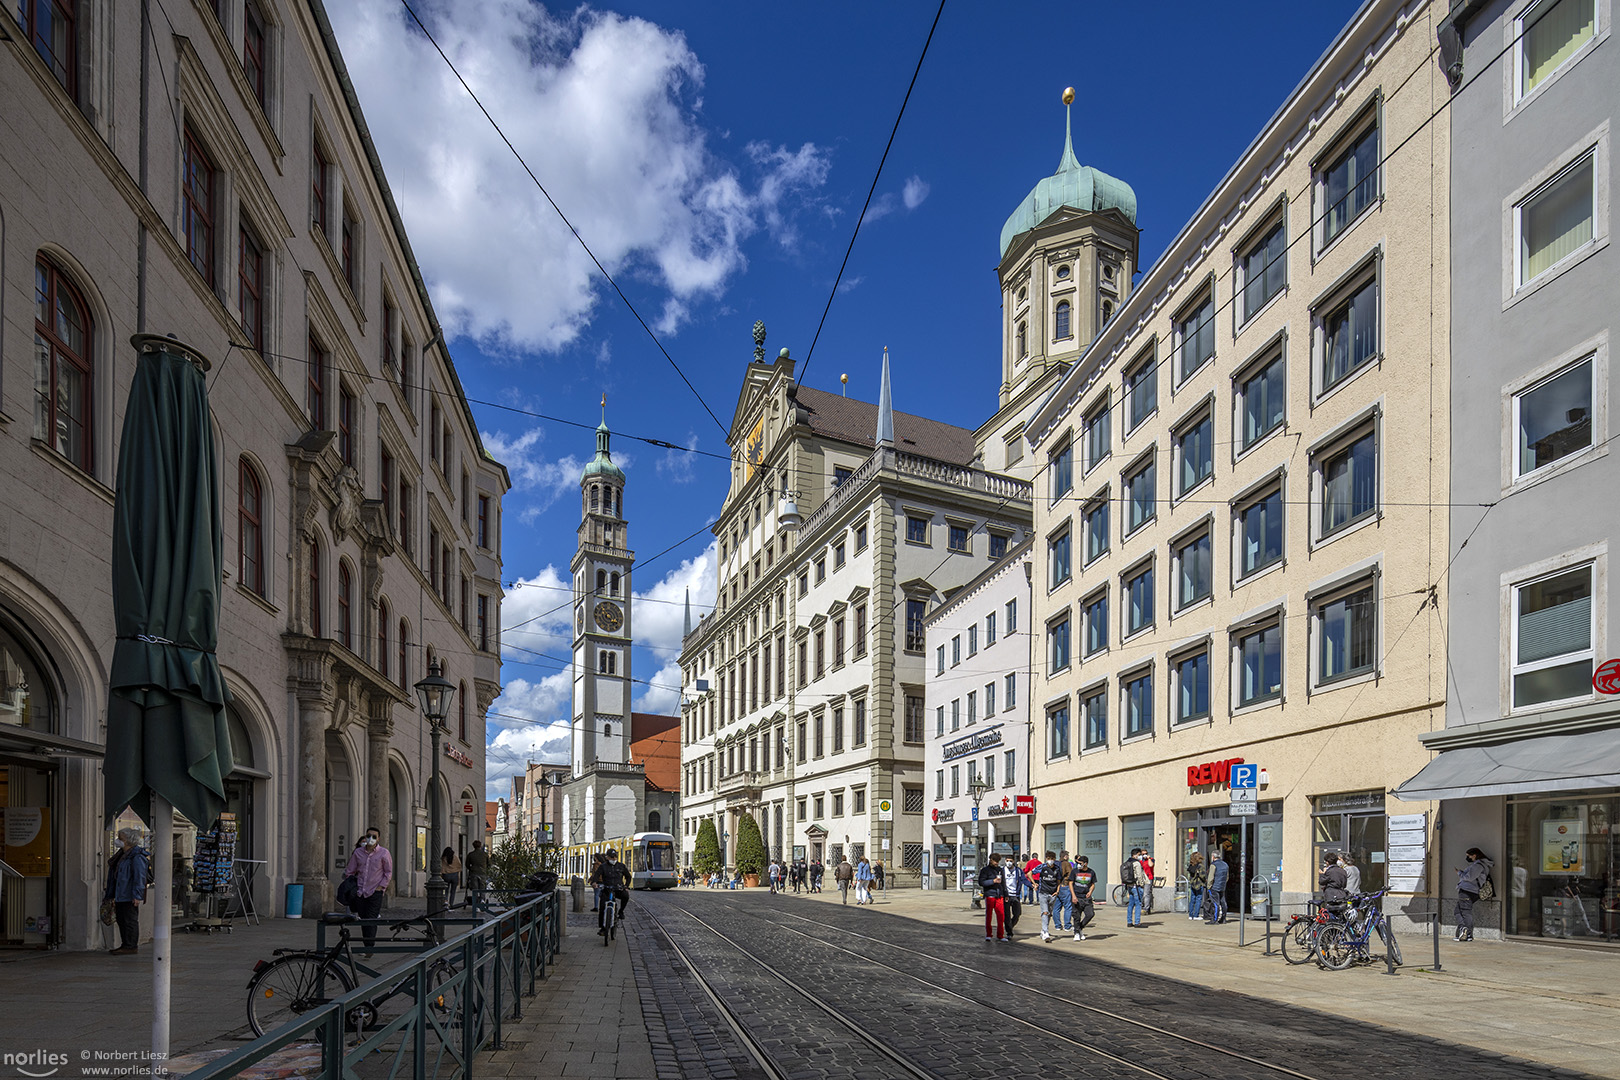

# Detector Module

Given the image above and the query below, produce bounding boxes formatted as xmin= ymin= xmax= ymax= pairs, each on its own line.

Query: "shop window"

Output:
xmin=1511 ymin=562 xmax=1595 ymax=708
xmin=33 ymin=256 xmax=95 ymax=471
xmin=1507 ymin=793 xmax=1615 ymax=940
xmin=1312 ymin=791 xmax=1387 ymax=896
xmin=0 ymin=624 xmax=57 ymax=731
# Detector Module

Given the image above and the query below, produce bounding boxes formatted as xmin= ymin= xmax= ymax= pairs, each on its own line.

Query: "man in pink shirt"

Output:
xmin=343 ymin=825 xmax=393 ymax=954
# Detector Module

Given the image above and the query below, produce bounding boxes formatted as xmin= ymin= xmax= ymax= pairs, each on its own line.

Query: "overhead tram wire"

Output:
xmin=796 ymin=0 xmax=946 ymax=390
xmin=396 ymin=0 xmax=729 ymax=438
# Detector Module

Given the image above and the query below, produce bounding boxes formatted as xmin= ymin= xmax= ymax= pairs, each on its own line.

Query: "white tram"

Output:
xmin=560 ymin=831 xmax=679 ymax=889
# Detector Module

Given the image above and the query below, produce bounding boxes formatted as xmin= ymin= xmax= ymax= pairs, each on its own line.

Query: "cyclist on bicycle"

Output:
xmin=592 ymin=849 xmax=630 ymax=937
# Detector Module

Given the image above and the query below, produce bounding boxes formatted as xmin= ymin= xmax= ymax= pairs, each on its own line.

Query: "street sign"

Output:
xmin=1230 ymin=763 xmax=1259 ymax=789
xmin=877 ymin=799 xmax=894 ymax=821
xmin=971 ymin=807 xmax=980 ymax=821
xmin=1229 ymin=788 xmax=1258 ymax=816
xmin=1594 ymin=658 xmax=1620 ymax=694
xmin=460 ymin=800 xmax=477 ymax=815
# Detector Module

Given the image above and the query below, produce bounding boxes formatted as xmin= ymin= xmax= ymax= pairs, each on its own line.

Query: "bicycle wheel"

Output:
xmin=425 ymin=959 xmax=463 ymax=1025
xmin=1280 ymin=919 xmax=1317 ymax=965
xmin=1314 ymin=925 xmax=1357 ymax=971
xmin=1110 ymin=884 xmax=1126 ymax=907
xmin=602 ymin=901 xmax=613 ymax=947
xmin=1380 ymin=919 xmax=1403 ymax=966
xmin=248 ymin=954 xmax=354 ymax=1037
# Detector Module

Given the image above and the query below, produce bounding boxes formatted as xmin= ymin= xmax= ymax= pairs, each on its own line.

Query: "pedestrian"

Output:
xmin=343 ymin=825 xmax=393 ymax=956
xmin=767 ymin=858 xmax=780 ymax=895
xmin=1003 ymin=857 xmax=1025 ymax=937
xmin=812 ymin=859 xmax=825 ymax=893
xmin=103 ymin=828 xmax=150 ymax=955
xmin=1035 ymin=851 xmax=1062 ymax=941
xmin=1204 ymin=848 xmax=1230 ymax=924
xmin=874 ymin=860 xmax=886 ymax=896
xmin=1121 ymin=848 xmax=1148 ymax=927
xmin=1319 ymin=850 xmax=1350 ymax=903
xmin=441 ymin=847 xmax=462 ymax=908
xmin=979 ymin=853 xmax=1009 ymax=940
xmin=835 ymin=856 xmax=854 ymax=903
xmin=855 ymin=856 xmax=875 ymax=904
xmin=1021 ymin=852 xmax=1041 ymax=904
xmin=1455 ymin=847 xmax=1493 ymax=942
xmin=1055 ymin=850 xmax=1074 ymax=932
xmin=464 ymin=840 xmax=489 ymax=901
xmin=1340 ymin=852 xmax=1362 ymax=895
xmin=1069 ymin=855 xmax=1098 ymax=940
xmin=1185 ymin=851 xmax=1206 ymax=921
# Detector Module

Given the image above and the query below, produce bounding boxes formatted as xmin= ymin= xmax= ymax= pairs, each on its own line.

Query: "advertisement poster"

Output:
xmin=2 ymin=807 xmax=51 ymax=876
xmin=1541 ymin=815 xmax=1586 ymax=875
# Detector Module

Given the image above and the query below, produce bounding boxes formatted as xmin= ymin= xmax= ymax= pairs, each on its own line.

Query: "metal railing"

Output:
xmin=796 ymin=447 xmax=1034 ymax=542
xmin=191 ymin=892 xmax=560 ymax=1080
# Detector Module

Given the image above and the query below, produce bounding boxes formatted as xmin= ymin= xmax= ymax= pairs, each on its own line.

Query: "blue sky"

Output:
xmin=326 ymin=0 xmax=1364 ymax=794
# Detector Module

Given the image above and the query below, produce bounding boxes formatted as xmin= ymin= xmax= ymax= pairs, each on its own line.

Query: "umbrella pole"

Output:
xmin=152 ymin=796 xmax=173 ymax=1066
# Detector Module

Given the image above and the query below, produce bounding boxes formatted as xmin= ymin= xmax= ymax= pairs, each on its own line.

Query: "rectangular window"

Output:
xmin=1083 ymin=688 xmax=1107 ymax=748
xmin=306 ymin=334 xmax=327 ymax=429
xmin=833 ymin=792 xmax=844 ymax=817
xmin=798 ymin=721 xmax=808 ymax=763
xmin=983 ymin=755 xmax=995 ymax=788
xmin=1124 ymin=670 xmax=1154 ymax=738
xmin=1174 ymin=529 xmax=1213 ymax=610
xmin=1006 ymin=598 xmax=1017 ymax=633
xmin=341 ymin=208 xmax=358 ymax=292
xmin=799 ymin=572 xmax=809 ymax=597
xmin=854 ymin=605 xmax=867 ymax=658
xmin=951 ymin=699 xmax=961 ymax=731
xmin=338 ymin=386 xmax=355 ymax=466
xmin=907 ymin=516 xmax=929 ymax=543
xmin=243 ymin=0 xmax=268 ymax=108
xmin=833 ymin=618 xmax=845 ymax=666
xmin=833 ymin=465 xmax=852 ymax=487
xmin=1512 ymin=563 xmax=1594 ymax=708
xmin=1237 ymin=621 xmax=1284 ymax=706
xmin=1319 ymin=428 xmax=1377 ymax=536
xmin=814 ymin=713 xmax=824 ymax=757
xmin=936 ymin=770 xmax=945 ymax=800
xmin=1319 ymin=120 xmax=1378 ymax=250
xmin=1176 ymin=294 xmax=1215 ymax=382
xmin=986 ymin=612 xmax=997 ymax=646
xmin=814 ymin=795 xmax=825 ymax=818
xmin=1238 ymin=483 xmax=1284 ymax=577
xmin=952 ymin=636 xmax=961 ymax=666
xmin=937 ymin=645 xmax=946 ymax=675
xmin=968 ymin=626 xmax=978 ymax=656
xmin=1239 ymin=352 xmax=1287 ymax=450
xmin=1050 ymin=617 xmax=1072 ymax=672
xmin=1176 ymin=412 xmax=1214 ymax=496
xmin=1519 ymin=0 xmax=1597 ymax=99
xmin=853 ymin=788 xmax=866 ymax=814
xmin=832 ymin=706 xmax=844 ymax=752
xmin=951 ymin=767 xmax=960 ymax=798
xmin=985 ymin=681 xmax=996 ymax=715
xmin=906 ymin=599 xmax=927 ymax=651
xmin=904 ymin=786 xmax=923 ymax=813
xmin=967 ymin=691 xmax=977 ymax=725
xmin=1049 ymin=528 xmax=1072 ymax=589
xmin=1175 ymin=650 xmax=1211 ymax=723
xmin=382 ymin=301 xmax=398 ymax=375
xmin=815 ymin=557 xmax=826 ymax=584
xmin=854 ymin=699 xmax=866 ymax=746
xmin=1124 ymin=564 xmax=1154 ymax=636
xmin=1321 ymin=275 xmax=1379 ymax=391
xmin=182 ymin=130 xmax=217 ymax=287
xmin=238 ymin=225 xmax=265 ymax=351
xmin=1240 ymin=218 xmax=1287 ymax=321
xmin=1085 ymin=495 xmax=1110 ymax=563
xmin=1125 ymin=352 xmax=1157 ymax=431
xmin=1005 ymin=672 xmax=1016 ymax=710
xmin=1318 ymin=583 xmax=1377 ymax=684
xmin=1084 ymin=401 xmax=1111 ymax=473
xmin=1516 ymin=356 xmax=1594 ymax=477
xmin=936 ymin=705 xmax=945 ymax=737
xmin=989 ymin=533 xmax=1009 ymax=559
xmin=798 ymin=799 xmax=808 ymax=822
xmin=834 ymin=542 xmax=846 ymax=569
xmin=1003 ymin=749 xmax=1015 ymax=786
xmin=1519 ymin=152 xmax=1596 ymax=286
xmin=477 ymin=594 xmax=490 ymax=651
xmin=798 ymin=641 xmax=808 ymax=688
xmin=905 ymin=695 xmax=925 ymax=744
xmin=948 ymin=524 xmax=971 ymax=553
xmin=1125 ymin=458 xmax=1156 ymax=534
xmin=1048 ymin=705 xmax=1071 ymax=758
xmin=312 ymin=143 xmax=330 ymax=236
xmin=1051 ymin=441 xmax=1075 ymax=500
xmin=1083 ymin=592 xmax=1108 ymax=656
xmin=478 ymin=495 xmax=491 ymax=548
xmin=855 ymin=523 xmax=868 ymax=550
xmin=815 ymin=630 xmax=825 ymax=677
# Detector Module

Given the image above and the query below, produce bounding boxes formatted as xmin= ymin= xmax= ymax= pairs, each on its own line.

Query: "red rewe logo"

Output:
xmin=931 ymin=808 xmax=940 ymax=823
xmin=1595 ymin=658 xmax=1620 ymax=695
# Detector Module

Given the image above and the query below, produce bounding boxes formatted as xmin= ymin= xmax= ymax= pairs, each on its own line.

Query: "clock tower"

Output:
xmin=570 ymin=412 xmax=632 ymax=776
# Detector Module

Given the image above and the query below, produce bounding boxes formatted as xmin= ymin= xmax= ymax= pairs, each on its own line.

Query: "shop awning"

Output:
xmin=0 ymin=726 xmax=106 ymax=759
xmin=1393 ymin=726 xmax=1620 ymax=800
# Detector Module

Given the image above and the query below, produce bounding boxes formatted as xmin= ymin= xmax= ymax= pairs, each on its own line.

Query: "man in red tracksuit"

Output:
xmin=978 ymin=853 xmax=1009 ymax=941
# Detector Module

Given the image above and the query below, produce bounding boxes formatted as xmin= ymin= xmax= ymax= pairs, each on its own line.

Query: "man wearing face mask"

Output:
xmin=343 ymin=826 xmax=393 ymax=955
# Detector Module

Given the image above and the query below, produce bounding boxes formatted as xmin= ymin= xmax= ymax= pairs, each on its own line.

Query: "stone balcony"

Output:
xmin=796 ymin=446 xmax=1033 ymax=543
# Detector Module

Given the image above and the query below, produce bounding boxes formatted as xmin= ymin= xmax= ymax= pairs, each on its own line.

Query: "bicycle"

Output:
xmin=600 ymin=888 xmax=625 ymax=945
xmin=1109 ymin=876 xmax=1165 ymax=914
xmin=245 ymin=912 xmax=460 ymax=1037
xmin=1280 ymin=900 xmax=1334 ymax=965
xmin=1314 ymin=890 xmax=1400 ymax=970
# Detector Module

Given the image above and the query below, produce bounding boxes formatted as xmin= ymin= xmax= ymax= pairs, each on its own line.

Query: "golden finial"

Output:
xmin=840 ymin=374 xmax=848 ymax=398
xmin=1063 ymin=87 xmax=1075 ymax=105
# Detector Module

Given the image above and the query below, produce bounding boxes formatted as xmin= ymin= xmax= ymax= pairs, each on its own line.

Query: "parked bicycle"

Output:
xmin=1280 ymin=900 xmax=1332 ymax=965
xmin=1109 ymin=876 xmax=1166 ymax=914
xmin=245 ymin=912 xmax=460 ymax=1037
xmin=1314 ymin=890 xmax=1401 ymax=970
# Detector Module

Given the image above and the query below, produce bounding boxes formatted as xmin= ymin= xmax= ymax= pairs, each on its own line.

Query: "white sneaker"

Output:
xmin=1073 ymin=933 xmax=1086 ymax=941
xmin=1041 ymin=932 xmax=1051 ymax=942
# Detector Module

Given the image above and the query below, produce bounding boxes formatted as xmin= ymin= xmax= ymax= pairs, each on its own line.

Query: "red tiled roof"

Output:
xmin=792 ymin=386 xmax=977 ymax=466
xmin=630 ymin=712 xmax=680 ymax=793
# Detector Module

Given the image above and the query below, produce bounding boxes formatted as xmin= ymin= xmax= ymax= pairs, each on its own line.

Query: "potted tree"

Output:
xmin=735 ymin=814 xmax=766 ymax=888
xmin=693 ymin=819 xmax=721 ymax=882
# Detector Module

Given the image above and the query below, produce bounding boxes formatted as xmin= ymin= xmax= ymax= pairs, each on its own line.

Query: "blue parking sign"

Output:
xmin=1231 ymin=763 xmax=1259 ymax=789
xmin=971 ymin=807 xmax=980 ymax=821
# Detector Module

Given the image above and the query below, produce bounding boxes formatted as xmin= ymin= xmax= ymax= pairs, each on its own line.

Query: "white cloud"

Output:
xmin=902 ymin=175 xmax=931 ymax=210
xmin=484 ymin=566 xmax=576 ymax=789
xmin=631 ymin=541 xmax=716 ymax=712
xmin=654 ymin=435 xmax=699 ymax=483
xmin=330 ymin=1 xmax=833 ymax=353
xmin=479 ymin=427 xmax=591 ymax=520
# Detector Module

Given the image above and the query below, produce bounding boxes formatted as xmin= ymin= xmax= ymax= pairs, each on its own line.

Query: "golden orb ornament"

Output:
xmin=1063 ymin=87 xmax=1075 ymax=105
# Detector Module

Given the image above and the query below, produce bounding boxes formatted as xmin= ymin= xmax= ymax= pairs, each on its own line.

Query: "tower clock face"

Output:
xmin=594 ymin=601 xmax=624 ymax=633
xmin=576 ymin=607 xmax=585 ymax=635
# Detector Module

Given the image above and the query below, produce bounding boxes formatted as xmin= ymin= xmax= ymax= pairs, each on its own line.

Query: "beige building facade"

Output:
xmin=0 ymin=0 xmax=506 ymax=945
xmin=1023 ymin=0 xmax=1450 ymax=914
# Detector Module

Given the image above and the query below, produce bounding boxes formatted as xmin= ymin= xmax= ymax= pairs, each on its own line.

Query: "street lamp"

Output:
xmin=968 ymin=776 xmax=991 ymax=909
xmin=415 ymin=660 xmax=457 ymax=926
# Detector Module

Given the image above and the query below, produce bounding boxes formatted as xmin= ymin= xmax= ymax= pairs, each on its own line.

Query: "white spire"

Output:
xmin=875 ymin=346 xmax=894 ymax=447
xmin=684 ymin=588 xmax=692 ymax=638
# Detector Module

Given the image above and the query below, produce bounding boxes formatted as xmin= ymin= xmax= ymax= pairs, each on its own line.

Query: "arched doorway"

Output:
xmin=0 ymin=620 xmax=60 ymax=948
xmin=324 ymin=735 xmax=354 ymax=891
xmin=388 ymin=763 xmax=409 ymax=895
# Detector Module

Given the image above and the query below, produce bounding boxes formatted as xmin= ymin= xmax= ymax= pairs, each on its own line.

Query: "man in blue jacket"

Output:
xmin=104 ymin=828 xmax=150 ymax=955
xmin=1204 ymin=849 xmax=1230 ymax=924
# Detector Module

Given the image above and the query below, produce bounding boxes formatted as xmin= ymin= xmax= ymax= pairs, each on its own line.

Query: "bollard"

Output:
xmin=570 ymin=875 xmax=586 ymax=913
xmin=1263 ymin=901 xmax=1274 ymax=956
xmin=1432 ymin=904 xmax=1443 ymax=971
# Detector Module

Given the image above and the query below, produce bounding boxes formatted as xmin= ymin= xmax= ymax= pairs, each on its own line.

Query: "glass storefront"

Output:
xmin=1507 ymin=790 xmax=1618 ymax=943
xmin=1076 ymin=818 xmax=1107 ymax=893
xmin=1312 ymin=789 xmax=1387 ymax=895
xmin=1177 ymin=802 xmax=1284 ymax=913
xmin=1 ymin=627 xmax=59 ymax=948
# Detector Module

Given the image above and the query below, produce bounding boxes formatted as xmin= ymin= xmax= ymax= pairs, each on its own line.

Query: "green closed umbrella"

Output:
xmin=103 ymin=335 xmax=233 ymax=1059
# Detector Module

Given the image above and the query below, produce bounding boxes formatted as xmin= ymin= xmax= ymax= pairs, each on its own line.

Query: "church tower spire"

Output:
xmin=571 ymin=396 xmax=633 ymax=782
xmin=875 ymin=347 xmax=895 ymax=447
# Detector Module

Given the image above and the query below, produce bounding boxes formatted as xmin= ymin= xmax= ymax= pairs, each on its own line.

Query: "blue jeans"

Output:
xmin=1188 ymin=887 xmax=1204 ymax=919
xmin=1126 ymin=885 xmax=1145 ymax=925
xmin=1055 ymin=888 xmax=1073 ymax=929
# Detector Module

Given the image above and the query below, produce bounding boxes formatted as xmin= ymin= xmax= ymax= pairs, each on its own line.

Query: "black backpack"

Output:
xmin=1120 ymin=858 xmax=1137 ymax=885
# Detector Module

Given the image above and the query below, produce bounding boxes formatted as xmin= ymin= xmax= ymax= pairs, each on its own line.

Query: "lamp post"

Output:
xmin=415 ymin=660 xmax=457 ymax=927
xmin=968 ymin=777 xmax=991 ymax=908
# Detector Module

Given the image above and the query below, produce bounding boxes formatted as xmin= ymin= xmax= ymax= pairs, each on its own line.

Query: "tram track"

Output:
xmin=644 ymin=895 xmax=1332 ymax=1080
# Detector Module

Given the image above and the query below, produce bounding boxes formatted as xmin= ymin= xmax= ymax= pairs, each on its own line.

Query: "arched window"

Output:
xmin=337 ymin=562 xmax=353 ymax=649
xmin=599 ymin=652 xmax=609 ymax=674
xmin=458 ymin=682 xmax=468 ymax=741
xmin=648 ymin=811 xmax=661 ymax=832
xmin=596 ymin=569 xmax=606 ymax=592
xmin=608 ymin=652 xmax=617 ymax=675
xmin=308 ymin=539 xmax=322 ymax=636
xmin=34 ymin=257 xmax=94 ymax=470
xmin=1101 ymin=299 xmax=1114 ymax=325
xmin=378 ymin=600 xmax=390 ymax=678
xmin=397 ymin=619 xmax=409 ymax=690
xmin=238 ymin=459 xmax=263 ymax=595
xmin=610 ymin=571 xmax=620 ymax=597
xmin=1055 ymin=300 xmax=1072 ymax=340
xmin=1016 ymin=320 xmax=1027 ymax=359
xmin=591 ymin=485 xmax=598 ymax=510
xmin=603 ymin=723 xmax=613 ymax=739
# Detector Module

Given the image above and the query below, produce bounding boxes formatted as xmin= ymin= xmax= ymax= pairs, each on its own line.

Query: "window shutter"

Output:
xmin=1519 ymin=594 xmax=1591 ymax=663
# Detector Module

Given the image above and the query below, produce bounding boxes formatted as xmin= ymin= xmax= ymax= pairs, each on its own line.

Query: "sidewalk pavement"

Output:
xmin=760 ymin=883 xmax=1620 ymax=1079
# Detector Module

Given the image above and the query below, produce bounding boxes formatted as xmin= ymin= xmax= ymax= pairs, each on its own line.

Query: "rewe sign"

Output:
xmin=1187 ymin=757 xmax=1246 ymax=788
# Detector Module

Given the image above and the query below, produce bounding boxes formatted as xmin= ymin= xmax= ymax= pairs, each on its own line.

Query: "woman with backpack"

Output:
xmin=1455 ymin=847 xmax=1494 ymax=942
